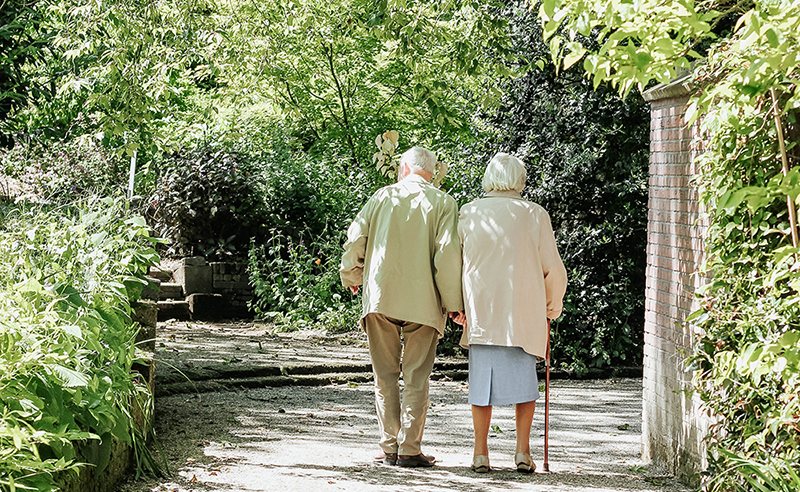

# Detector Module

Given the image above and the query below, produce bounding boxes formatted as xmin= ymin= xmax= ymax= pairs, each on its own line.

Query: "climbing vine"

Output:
xmin=539 ymin=0 xmax=800 ymax=489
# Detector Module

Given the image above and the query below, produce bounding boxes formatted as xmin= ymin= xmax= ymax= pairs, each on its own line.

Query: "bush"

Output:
xmin=146 ymin=144 xmax=268 ymax=259
xmin=0 ymin=139 xmax=128 ymax=203
xmin=145 ymin=120 xmax=373 ymax=261
xmin=687 ymin=78 xmax=800 ymax=490
xmin=248 ymin=232 xmax=361 ymax=332
xmin=0 ymin=196 xmax=161 ymax=490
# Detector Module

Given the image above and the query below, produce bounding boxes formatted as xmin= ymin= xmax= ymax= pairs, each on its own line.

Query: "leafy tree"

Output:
xmin=0 ymin=0 xmax=51 ymax=147
xmin=4 ymin=0 xmax=221 ymax=156
xmin=539 ymin=0 xmax=800 ymax=488
xmin=192 ymin=0 xmax=517 ymax=166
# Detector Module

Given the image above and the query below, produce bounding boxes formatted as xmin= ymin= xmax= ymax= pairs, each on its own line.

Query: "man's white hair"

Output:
xmin=482 ymin=152 xmax=527 ymax=193
xmin=400 ymin=146 xmax=437 ymax=174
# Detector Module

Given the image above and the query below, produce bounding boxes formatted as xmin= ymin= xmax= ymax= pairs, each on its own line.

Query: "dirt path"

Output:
xmin=118 ymin=321 xmax=690 ymax=492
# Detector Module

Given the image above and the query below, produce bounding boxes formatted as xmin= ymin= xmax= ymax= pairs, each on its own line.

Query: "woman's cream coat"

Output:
xmin=458 ymin=191 xmax=568 ymax=359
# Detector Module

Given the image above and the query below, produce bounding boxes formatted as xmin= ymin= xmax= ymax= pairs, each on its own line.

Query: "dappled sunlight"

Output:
xmin=138 ymin=378 xmax=689 ymax=491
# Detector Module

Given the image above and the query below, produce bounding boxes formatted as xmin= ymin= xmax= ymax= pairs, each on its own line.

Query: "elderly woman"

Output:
xmin=455 ymin=152 xmax=567 ymax=474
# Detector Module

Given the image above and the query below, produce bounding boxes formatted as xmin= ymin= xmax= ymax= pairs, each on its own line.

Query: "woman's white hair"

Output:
xmin=482 ymin=152 xmax=527 ymax=193
xmin=401 ymin=146 xmax=437 ymax=174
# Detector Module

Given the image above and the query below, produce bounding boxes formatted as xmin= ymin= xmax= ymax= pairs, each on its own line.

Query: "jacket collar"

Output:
xmin=401 ymin=173 xmax=432 ymax=185
xmin=486 ymin=190 xmax=523 ymax=199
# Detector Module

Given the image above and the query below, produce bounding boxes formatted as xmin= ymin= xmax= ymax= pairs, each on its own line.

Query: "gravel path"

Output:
xmin=118 ymin=321 xmax=690 ymax=492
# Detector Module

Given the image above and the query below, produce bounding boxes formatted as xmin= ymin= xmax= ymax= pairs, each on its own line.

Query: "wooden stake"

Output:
xmin=543 ymin=319 xmax=551 ymax=472
xmin=771 ymin=88 xmax=800 ymax=249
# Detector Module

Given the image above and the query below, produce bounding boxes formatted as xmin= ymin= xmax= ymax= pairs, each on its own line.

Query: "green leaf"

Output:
xmin=57 ymin=325 xmax=84 ymax=340
xmin=778 ymin=331 xmax=800 ymax=348
xmin=563 ymin=42 xmax=586 ymax=70
xmin=48 ymin=364 xmax=90 ymax=388
xmin=718 ymin=189 xmax=747 ymax=215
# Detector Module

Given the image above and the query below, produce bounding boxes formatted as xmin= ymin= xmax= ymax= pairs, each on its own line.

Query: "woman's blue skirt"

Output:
xmin=468 ymin=344 xmax=540 ymax=406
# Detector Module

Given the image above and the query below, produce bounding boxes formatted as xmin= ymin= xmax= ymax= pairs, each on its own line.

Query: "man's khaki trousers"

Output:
xmin=364 ymin=313 xmax=439 ymax=456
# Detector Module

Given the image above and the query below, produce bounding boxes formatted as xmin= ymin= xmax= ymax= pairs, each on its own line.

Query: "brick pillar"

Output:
xmin=642 ymin=76 xmax=708 ymax=484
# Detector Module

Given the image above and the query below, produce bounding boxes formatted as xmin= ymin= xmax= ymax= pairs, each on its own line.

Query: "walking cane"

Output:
xmin=543 ymin=318 xmax=551 ymax=472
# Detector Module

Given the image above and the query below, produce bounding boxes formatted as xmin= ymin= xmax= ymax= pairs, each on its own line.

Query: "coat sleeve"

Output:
xmin=433 ymin=198 xmax=464 ymax=312
xmin=538 ymin=210 xmax=568 ymax=320
xmin=340 ymin=199 xmax=372 ymax=288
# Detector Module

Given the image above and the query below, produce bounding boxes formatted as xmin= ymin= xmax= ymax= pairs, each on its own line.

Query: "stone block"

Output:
xmin=174 ymin=262 xmax=212 ymax=295
xmin=141 ymin=276 xmax=161 ymax=301
xmin=188 ymin=293 xmax=225 ymax=320
xmin=182 ymin=256 xmax=206 ymax=267
xmin=159 ymin=282 xmax=183 ymax=299
xmin=132 ymin=354 xmax=156 ymax=394
xmin=57 ymin=438 xmax=133 ymax=492
xmin=148 ymin=267 xmax=172 ymax=283
xmin=214 ymin=280 xmax=235 ymax=290
xmin=234 ymin=281 xmax=253 ymax=291
xmin=132 ymin=300 xmax=158 ymax=351
xmin=157 ymin=300 xmax=190 ymax=321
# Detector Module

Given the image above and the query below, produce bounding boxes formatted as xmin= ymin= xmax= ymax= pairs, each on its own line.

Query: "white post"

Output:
xmin=128 ymin=151 xmax=137 ymax=200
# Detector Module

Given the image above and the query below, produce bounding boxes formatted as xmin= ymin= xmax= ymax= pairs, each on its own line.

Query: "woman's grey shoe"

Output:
xmin=515 ymin=452 xmax=535 ymax=473
xmin=470 ymin=455 xmax=490 ymax=473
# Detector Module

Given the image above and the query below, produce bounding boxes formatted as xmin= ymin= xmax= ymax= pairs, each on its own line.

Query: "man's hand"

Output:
xmin=449 ymin=310 xmax=466 ymax=327
xmin=349 ymin=285 xmax=359 ymax=294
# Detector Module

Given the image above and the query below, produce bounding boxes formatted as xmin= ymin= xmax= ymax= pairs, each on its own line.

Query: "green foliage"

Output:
xmin=4 ymin=0 xmax=517 ymax=164
xmin=208 ymin=0 xmax=516 ymax=164
xmin=248 ymin=233 xmax=360 ymax=332
xmin=146 ymin=143 xmax=267 ymax=259
xmin=449 ymin=2 xmax=650 ymax=371
xmin=145 ymin=117 xmax=371 ymax=260
xmin=688 ymin=82 xmax=800 ymax=489
xmin=538 ymin=0 xmax=722 ymax=96
xmin=19 ymin=0 xmax=211 ymax=154
xmin=0 ymin=197 xmax=161 ymax=490
xmin=543 ymin=0 xmax=800 ymax=487
xmin=1 ymin=139 xmax=127 ymax=203
xmin=0 ymin=0 xmax=51 ymax=147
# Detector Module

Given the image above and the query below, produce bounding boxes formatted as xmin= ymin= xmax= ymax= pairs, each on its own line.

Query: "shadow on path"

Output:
xmin=120 ymin=376 xmax=688 ymax=492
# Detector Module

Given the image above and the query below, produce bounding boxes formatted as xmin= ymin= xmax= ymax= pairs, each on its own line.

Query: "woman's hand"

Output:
xmin=449 ymin=310 xmax=467 ymax=327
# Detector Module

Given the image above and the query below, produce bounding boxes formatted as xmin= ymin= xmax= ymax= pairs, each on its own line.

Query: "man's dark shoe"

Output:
xmin=374 ymin=451 xmax=398 ymax=465
xmin=397 ymin=453 xmax=436 ymax=467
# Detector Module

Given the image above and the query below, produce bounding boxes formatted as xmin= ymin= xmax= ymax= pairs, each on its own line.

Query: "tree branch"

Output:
xmin=322 ymin=42 xmax=358 ymax=166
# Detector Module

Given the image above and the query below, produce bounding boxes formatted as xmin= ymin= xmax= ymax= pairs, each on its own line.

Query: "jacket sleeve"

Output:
xmin=340 ymin=199 xmax=372 ymax=288
xmin=433 ymin=198 xmax=464 ymax=312
xmin=538 ymin=210 xmax=568 ymax=320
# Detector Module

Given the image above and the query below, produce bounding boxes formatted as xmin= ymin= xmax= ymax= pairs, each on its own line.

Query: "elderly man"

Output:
xmin=340 ymin=146 xmax=463 ymax=468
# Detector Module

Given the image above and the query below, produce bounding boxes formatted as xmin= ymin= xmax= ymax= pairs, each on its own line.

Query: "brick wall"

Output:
xmin=210 ymin=261 xmax=254 ymax=314
xmin=642 ymin=77 xmax=709 ymax=484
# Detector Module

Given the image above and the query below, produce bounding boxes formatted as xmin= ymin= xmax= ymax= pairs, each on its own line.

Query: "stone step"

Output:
xmin=148 ymin=268 xmax=172 ymax=283
xmin=159 ymin=282 xmax=183 ymax=300
xmin=141 ymin=277 xmax=161 ymax=301
xmin=157 ymin=300 xmax=190 ymax=321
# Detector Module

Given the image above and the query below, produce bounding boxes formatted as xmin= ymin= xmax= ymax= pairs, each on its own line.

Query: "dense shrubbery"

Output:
xmin=447 ymin=3 xmax=650 ymax=370
xmin=248 ymin=233 xmax=361 ymax=332
xmin=0 ymin=197 xmax=160 ymax=490
xmin=687 ymin=66 xmax=800 ymax=491
xmin=146 ymin=144 xmax=268 ymax=259
xmin=1 ymin=139 xmax=127 ymax=202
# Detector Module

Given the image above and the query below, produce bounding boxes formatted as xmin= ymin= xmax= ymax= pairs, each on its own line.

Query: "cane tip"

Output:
xmin=542 ymin=463 xmax=550 ymax=473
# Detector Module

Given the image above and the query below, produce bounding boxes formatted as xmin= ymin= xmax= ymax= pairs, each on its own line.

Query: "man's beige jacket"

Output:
xmin=458 ymin=191 xmax=568 ymax=359
xmin=340 ymin=174 xmax=464 ymax=335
